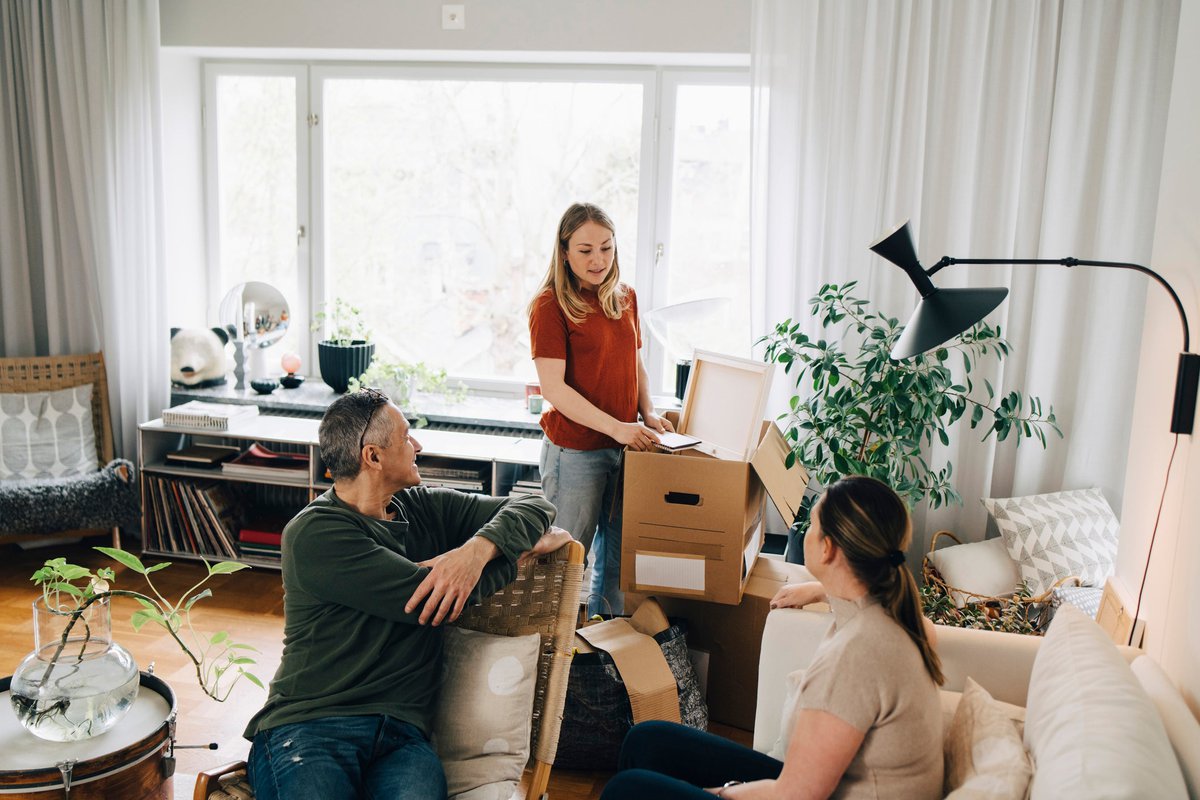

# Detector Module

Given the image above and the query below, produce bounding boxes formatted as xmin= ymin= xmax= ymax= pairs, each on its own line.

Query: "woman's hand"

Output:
xmin=770 ymin=581 xmax=827 ymax=609
xmin=641 ymin=411 xmax=675 ymax=434
xmin=611 ymin=421 xmax=663 ymax=451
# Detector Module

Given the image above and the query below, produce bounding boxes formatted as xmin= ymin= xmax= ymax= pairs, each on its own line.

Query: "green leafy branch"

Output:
xmin=31 ymin=548 xmax=263 ymax=702
xmin=759 ymin=281 xmax=1062 ymax=527
xmin=312 ymin=297 xmax=370 ymax=346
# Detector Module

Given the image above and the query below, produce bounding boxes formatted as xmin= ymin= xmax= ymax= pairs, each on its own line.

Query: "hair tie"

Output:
xmin=887 ymin=550 xmax=906 ymax=567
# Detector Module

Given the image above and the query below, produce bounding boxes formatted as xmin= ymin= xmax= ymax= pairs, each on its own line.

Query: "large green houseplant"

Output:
xmin=759 ymin=281 xmax=1062 ymax=559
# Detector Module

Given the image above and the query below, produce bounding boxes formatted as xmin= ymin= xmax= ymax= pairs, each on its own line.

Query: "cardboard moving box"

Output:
xmin=656 ymin=555 xmax=818 ymax=730
xmin=622 ymin=421 xmax=809 ymax=605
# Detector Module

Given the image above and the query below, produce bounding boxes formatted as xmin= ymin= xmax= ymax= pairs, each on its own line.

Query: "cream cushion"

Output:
xmin=943 ymin=678 xmax=1032 ymax=799
xmin=0 ymin=384 xmax=98 ymax=480
xmin=432 ymin=628 xmax=540 ymax=800
xmin=927 ymin=537 xmax=1020 ymax=607
xmin=1023 ymin=605 xmax=1187 ymax=798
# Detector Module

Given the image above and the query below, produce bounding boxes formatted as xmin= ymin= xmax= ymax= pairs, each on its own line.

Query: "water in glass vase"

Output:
xmin=9 ymin=597 xmax=141 ymax=741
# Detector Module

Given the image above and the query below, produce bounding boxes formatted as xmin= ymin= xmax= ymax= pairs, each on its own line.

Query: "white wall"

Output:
xmin=1116 ymin=0 xmax=1200 ymax=715
xmin=159 ymin=0 xmax=751 ymax=56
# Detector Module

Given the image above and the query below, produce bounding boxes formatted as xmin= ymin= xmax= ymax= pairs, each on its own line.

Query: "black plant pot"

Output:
xmin=318 ymin=340 xmax=375 ymax=393
xmin=785 ymin=518 xmax=807 ymax=565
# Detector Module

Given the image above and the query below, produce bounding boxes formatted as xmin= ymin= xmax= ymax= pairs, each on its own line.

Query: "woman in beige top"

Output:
xmin=599 ymin=475 xmax=944 ymax=800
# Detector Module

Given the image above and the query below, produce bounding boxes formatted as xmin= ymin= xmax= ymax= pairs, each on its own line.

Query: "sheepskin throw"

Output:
xmin=0 ymin=459 xmax=140 ymax=535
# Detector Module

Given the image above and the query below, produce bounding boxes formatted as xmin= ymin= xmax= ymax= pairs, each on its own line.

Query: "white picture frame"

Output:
xmin=677 ymin=349 xmax=774 ymax=461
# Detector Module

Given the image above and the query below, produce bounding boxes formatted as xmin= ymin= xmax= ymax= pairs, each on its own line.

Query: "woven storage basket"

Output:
xmin=922 ymin=530 xmax=1080 ymax=634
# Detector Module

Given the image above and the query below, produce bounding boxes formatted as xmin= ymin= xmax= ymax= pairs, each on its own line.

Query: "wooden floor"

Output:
xmin=0 ymin=541 xmax=750 ymax=799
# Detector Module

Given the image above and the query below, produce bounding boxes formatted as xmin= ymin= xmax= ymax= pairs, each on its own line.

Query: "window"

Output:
xmin=203 ymin=62 xmax=749 ymax=395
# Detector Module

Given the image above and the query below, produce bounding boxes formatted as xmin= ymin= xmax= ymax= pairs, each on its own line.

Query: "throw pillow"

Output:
xmin=982 ymin=488 xmax=1118 ymax=595
xmin=939 ymin=687 xmax=1025 ymax=741
xmin=0 ymin=384 xmax=98 ymax=480
xmin=1023 ymin=605 xmax=1187 ymax=798
xmin=432 ymin=627 xmax=540 ymax=800
xmin=927 ymin=537 xmax=1021 ymax=607
xmin=943 ymin=678 xmax=1032 ymax=799
xmin=1049 ymin=585 xmax=1103 ymax=619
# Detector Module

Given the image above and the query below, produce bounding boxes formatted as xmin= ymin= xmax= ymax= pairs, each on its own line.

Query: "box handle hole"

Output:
xmin=664 ymin=491 xmax=702 ymax=506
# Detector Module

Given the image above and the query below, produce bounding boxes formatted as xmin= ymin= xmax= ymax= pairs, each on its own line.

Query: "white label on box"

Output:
xmin=743 ymin=518 xmax=764 ymax=576
xmin=636 ymin=552 xmax=705 ymax=591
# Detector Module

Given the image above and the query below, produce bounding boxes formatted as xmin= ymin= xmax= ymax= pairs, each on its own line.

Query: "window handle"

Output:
xmin=655 ymin=242 xmax=664 ymax=268
xmin=297 ymin=225 xmax=306 ymax=244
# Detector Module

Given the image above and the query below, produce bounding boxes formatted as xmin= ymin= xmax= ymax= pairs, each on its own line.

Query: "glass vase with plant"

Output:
xmin=10 ymin=548 xmax=260 ymax=741
xmin=348 ymin=356 xmax=467 ymax=420
xmin=759 ymin=281 xmax=1062 ymax=557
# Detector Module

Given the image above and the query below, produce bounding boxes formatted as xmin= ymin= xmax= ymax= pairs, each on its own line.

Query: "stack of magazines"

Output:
xmin=222 ymin=442 xmax=310 ymax=485
xmin=162 ymin=401 xmax=259 ymax=430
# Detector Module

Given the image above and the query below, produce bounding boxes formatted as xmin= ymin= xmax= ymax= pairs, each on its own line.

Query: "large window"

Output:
xmin=204 ymin=63 xmax=749 ymax=394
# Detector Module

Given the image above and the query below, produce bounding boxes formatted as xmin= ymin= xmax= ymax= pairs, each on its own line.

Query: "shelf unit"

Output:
xmin=138 ymin=415 xmax=543 ymax=569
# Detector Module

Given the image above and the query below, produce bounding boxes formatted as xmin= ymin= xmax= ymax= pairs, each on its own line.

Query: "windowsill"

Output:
xmin=170 ymin=380 xmax=683 ymax=434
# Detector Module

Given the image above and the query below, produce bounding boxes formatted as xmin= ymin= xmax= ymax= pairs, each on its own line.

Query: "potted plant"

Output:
xmin=10 ymin=548 xmax=260 ymax=741
xmin=312 ymin=298 xmax=375 ymax=393
xmin=347 ymin=356 xmax=467 ymax=422
xmin=759 ymin=281 xmax=1062 ymax=562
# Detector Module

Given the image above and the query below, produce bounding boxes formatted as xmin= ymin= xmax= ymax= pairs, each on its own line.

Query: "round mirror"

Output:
xmin=219 ymin=282 xmax=290 ymax=350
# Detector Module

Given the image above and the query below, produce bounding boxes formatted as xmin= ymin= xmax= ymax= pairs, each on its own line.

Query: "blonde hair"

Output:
xmin=528 ymin=203 xmax=629 ymax=325
xmin=816 ymin=476 xmax=945 ymax=685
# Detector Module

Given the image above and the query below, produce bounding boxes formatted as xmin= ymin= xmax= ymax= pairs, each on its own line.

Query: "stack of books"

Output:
xmin=144 ymin=477 xmax=242 ymax=558
xmin=238 ymin=526 xmax=285 ymax=561
xmin=162 ymin=401 xmax=259 ymax=431
xmin=508 ymin=478 xmax=543 ymax=497
xmin=222 ymin=442 xmax=310 ymax=485
xmin=420 ymin=463 xmax=488 ymax=494
xmin=164 ymin=444 xmax=241 ymax=468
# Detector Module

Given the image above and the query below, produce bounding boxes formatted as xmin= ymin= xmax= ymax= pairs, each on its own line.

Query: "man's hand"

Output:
xmin=407 ymin=537 xmax=498 ymax=626
xmin=770 ymin=581 xmax=827 ymax=610
xmin=518 ymin=526 xmax=575 ymax=566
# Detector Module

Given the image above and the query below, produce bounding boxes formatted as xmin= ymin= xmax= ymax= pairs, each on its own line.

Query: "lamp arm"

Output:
xmin=928 ymin=256 xmax=1191 ymax=351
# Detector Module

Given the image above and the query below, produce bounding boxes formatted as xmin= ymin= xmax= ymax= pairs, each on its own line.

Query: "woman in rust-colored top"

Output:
xmin=527 ymin=202 xmax=673 ymax=615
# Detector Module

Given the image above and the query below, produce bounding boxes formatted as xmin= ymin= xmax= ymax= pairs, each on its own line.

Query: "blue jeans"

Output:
xmin=600 ymin=721 xmax=784 ymax=799
xmin=248 ymin=715 xmax=446 ymax=800
xmin=540 ymin=440 xmax=625 ymax=615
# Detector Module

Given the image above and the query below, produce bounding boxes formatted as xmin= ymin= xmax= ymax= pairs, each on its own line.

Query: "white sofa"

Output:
xmin=755 ymin=604 xmax=1200 ymax=798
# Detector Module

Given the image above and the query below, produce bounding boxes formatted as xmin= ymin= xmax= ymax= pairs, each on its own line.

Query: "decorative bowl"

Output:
xmin=250 ymin=378 xmax=279 ymax=395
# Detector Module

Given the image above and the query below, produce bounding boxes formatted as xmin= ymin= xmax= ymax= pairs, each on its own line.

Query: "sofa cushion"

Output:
xmin=982 ymin=488 xmax=1118 ymax=595
xmin=0 ymin=384 xmax=98 ymax=480
xmin=432 ymin=627 xmax=540 ymax=799
xmin=928 ymin=537 xmax=1021 ymax=607
xmin=1023 ymin=605 xmax=1187 ymax=798
xmin=944 ymin=677 xmax=1032 ymax=799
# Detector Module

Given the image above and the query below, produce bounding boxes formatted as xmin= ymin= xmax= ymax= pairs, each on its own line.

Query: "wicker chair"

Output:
xmin=194 ymin=538 xmax=586 ymax=800
xmin=0 ymin=352 xmax=122 ymax=548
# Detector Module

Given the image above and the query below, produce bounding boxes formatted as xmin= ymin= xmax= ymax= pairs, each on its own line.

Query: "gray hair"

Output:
xmin=318 ymin=389 xmax=397 ymax=481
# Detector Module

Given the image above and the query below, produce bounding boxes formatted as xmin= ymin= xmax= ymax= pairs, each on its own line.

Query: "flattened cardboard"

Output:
xmin=656 ymin=556 xmax=815 ymax=730
xmin=576 ymin=618 xmax=681 ymax=724
xmin=750 ymin=421 xmax=811 ymax=523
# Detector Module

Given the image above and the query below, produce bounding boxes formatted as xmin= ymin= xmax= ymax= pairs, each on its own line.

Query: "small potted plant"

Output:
xmin=348 ymin=356 xmax=467 ymax=422
xmin=10 ymin=548 xmax=260 ymax=741
xmin=312 ymin=298 xmax=375 ymax=393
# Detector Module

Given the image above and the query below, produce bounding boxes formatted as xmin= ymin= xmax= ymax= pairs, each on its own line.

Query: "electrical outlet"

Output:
xmin=442 ymin=4 xmax=465 ymax=30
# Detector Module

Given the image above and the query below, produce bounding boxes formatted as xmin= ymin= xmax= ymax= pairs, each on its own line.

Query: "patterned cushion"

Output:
xmin=1050 ymin=585 xmax=1103 ymax=618
xmin=944 ymin=678 xmax=1033 ymax=799
xmin=0 ymin=385 xmax=98 ymax=480
xmin=981 ymin=488 xmax=1118 ymax=596
xmin=432 ymin=627 xmax=540 ymax=800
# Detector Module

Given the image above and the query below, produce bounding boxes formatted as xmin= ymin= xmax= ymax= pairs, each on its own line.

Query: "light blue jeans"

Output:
xmin=540 ymin=440 xmax=625 ymax=615
xmin=248 ymin=715 xmax=446 ymax=800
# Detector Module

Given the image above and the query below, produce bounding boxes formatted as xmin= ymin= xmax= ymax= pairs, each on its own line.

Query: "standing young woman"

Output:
xmin=600 ymin=475 xmax=944 ymax=799
xmin=528 ymin=202 xmax=672 ymax=615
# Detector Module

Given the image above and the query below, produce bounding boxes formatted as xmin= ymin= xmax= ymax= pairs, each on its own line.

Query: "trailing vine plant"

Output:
xmin=16 ymin=548 xmax=262 ymax=729
xmin=759 ymin=281 xmax=1063 ymax=540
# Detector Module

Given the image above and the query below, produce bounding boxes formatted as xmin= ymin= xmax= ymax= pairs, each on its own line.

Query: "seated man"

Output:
xmin=244 ymin=388 xmax=566 ymax=800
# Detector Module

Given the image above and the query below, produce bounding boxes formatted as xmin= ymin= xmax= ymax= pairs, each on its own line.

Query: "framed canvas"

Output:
xmin=677 ymin=350 xmax=774 ymax=461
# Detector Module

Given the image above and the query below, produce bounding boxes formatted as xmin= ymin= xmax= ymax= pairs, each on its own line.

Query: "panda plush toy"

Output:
xmin=170 ymin=327 xmax=232 ymax=388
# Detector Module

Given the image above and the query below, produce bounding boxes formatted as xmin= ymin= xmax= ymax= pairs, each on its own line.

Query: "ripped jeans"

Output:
xmin=248 ymin=715 xmax=446 ymax=800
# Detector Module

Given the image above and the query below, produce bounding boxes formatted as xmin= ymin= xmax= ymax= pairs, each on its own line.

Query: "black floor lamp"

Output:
xmin=870 ymin=220 xmax=1200 ymax=434
xmin=870 ymin=219 xmax=1196 ymax=645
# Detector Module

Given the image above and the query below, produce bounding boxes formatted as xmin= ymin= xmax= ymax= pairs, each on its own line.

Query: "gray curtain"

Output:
xmin=0 ymin=0 xmax=169 ymax=457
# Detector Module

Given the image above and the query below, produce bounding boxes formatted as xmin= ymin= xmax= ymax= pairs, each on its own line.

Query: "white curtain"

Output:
xmin=0 ymin=0 xmax=169 ymax=458
xmin=750 ymin=0 xmax=1180 ymax=554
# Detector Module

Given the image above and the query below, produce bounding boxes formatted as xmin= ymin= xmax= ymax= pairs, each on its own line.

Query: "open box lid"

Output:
xmin=751 ymin=421 xmax=811 ymax=524
xmin=678 ymin=350 xmax=774 ymax=461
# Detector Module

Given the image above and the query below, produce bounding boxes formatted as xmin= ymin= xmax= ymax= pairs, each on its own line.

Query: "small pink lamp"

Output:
xmin=280 ymin=352 xmax=304 ymax=388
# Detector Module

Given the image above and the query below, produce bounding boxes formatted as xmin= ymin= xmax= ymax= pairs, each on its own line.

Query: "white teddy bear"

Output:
xmin=170 ymin=327 xmax=232 ymax=387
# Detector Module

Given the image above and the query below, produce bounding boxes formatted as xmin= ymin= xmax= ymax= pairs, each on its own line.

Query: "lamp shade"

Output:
xmin=890 ymin=286 xmax=1009 ymax=359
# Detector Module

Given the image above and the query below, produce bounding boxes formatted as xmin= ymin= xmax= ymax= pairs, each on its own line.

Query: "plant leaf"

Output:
xmin=96 ymin=547 xmax=147 ymax=575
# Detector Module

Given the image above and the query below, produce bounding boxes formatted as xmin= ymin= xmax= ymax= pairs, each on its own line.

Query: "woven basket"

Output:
xmin=922 ymin=530 xmax=1080 ymax=634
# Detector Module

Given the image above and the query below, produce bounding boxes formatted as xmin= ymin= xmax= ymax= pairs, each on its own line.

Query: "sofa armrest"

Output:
xmin=935 ymin=624 xmax=1043 ymax=706
xmin=753 ymin=607 xmax=834 ymax=753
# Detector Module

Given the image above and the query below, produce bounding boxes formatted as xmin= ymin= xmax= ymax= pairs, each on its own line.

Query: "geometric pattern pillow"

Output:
xmin=1050 ymin=585 xmax=1104 ymax=619
xmin=0 ymin=384 xmax=98 ymax=480
xmin=432 ymin=627 xmax=541 ymax=800
xmin=981 ymin=488 xmax=1118 ymax=596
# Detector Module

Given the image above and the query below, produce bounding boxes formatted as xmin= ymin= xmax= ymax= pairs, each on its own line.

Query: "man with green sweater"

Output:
xmin=245 ymin=388 xmax=566 ymax=799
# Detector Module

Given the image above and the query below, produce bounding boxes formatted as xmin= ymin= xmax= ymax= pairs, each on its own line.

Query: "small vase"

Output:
xmin=10 ymin=597 xmax=139 ymax=742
